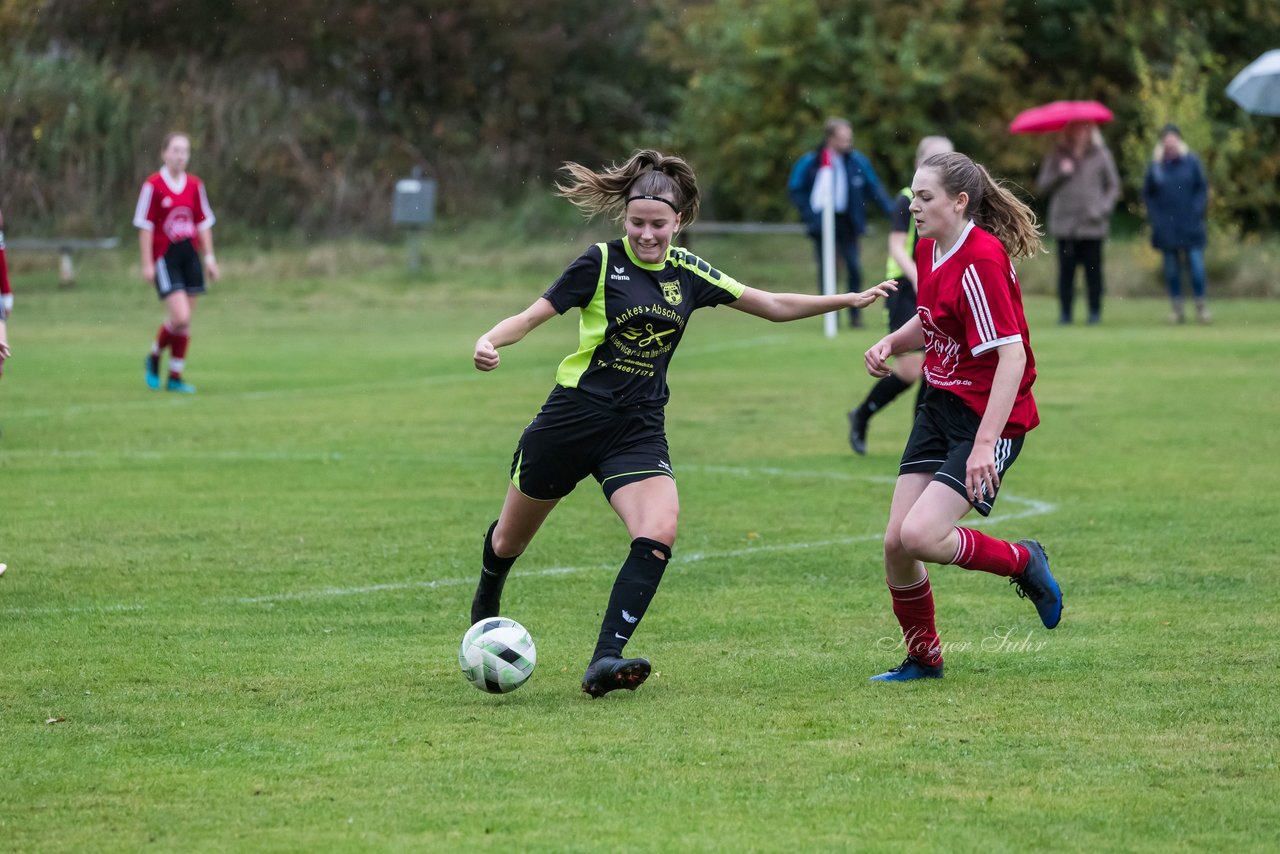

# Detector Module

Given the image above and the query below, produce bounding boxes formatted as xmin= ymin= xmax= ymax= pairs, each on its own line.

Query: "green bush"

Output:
xmin=0 ymin=50 xmax=397 ymax=239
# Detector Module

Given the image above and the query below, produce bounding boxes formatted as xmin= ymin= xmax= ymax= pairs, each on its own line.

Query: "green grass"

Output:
xmin=2 ymin=232 xmax=1278 ymax=852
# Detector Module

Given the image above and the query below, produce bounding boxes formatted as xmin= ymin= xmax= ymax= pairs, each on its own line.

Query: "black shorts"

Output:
xmin=154 ymin=240 xmax=206 ymax=300
xmin=885 ymin=277 xmax=918 ymax=333
xmin=510 ymin=386 xmax=674 ymax=501
xmin=899 ymin=388 xmax=1024 ymax=517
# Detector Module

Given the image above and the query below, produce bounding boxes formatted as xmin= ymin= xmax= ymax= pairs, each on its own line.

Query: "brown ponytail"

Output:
xmin=556 ymin=149 xmax=701 ymax=227
xmin=922 ymin=152 xmax=1043 ymax=260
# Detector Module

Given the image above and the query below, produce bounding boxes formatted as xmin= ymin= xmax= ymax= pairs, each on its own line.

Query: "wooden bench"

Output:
xmin=6 ymin=237 xmax=121 ymax=286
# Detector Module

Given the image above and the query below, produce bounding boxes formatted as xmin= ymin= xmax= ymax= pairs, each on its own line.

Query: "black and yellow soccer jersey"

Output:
xmin=542 ymin=238 xmax=745 ymax=407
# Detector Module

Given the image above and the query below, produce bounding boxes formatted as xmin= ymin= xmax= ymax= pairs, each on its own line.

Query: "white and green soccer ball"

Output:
xmin=459 ymin=617 xmax=537 ymax=693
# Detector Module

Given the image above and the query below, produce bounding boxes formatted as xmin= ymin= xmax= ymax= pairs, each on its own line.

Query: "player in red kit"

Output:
xmin=134 ymin=132 xmax=219 ymax=393
xmin=863 ymin=151 xmax=1063 ymax=682
xmin=0 ymin=206 xmax=12 ymax=378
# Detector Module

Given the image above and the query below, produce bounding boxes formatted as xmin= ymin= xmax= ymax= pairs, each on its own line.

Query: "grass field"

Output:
xmin=2 ymin=232 xmax=1279 ymax=851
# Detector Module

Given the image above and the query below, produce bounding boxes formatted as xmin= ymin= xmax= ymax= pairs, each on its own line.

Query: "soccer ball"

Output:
xmin=458 ymin=617 xmax=537 ymax=693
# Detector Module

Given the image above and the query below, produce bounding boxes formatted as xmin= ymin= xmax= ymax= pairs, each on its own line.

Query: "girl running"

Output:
xmin=134 ymin=132 xmax=219 ymax=393
xmin=471 ymin=149 xmax=894 ymax=698
xmin=863 ymin=151 xmax=1063 ymax=681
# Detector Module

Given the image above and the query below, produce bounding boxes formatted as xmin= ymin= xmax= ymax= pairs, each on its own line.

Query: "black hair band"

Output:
xmin=626 ymin=194 xmax=680 ymax=214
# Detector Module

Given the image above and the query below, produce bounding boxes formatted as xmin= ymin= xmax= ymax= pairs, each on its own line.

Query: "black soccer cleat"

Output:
xmin=581 ymin=655 xmax=651 ymax=698
xmin=847 ymin=408 xmax=868 ymax=455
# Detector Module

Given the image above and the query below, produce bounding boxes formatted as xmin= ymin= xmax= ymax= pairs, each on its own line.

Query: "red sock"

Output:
xmin=152 ymin=324 xmax=174 ymax=355
xmin=888 ymin=575 xmax=942 ymax=665
xmin=951 ymin=527 xmax=1029 ymax=577
xmin=168 ymin=333 xmax=190 ymax=378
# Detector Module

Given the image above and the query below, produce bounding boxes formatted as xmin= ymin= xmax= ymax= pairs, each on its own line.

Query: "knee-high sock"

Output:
xmin=592 ymin=537 xmax=671 ymax=662
xmin=950 ymin=527 xmax=1029 ymax=577
xmin=470 ymin=520 xmax=521 ymax=624
xmin=151 ymin=323 xmax=174 ymax=356
xmin=889 ymin=575 xmax=942 ymax=666
xmin=168 ymin=330 xmax=190 ymax=378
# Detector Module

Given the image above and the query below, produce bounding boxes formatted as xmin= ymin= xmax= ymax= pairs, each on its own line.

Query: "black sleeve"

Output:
xmin=542 ymin=245 xmax=602 ymax=314
xmin=890 ymin=193 xmax=912 ymax=234
xmin=690 ymin=267 xmax=743 ymax=309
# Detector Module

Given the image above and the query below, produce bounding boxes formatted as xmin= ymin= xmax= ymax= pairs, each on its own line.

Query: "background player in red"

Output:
xmin=863 ymin=151 xmax=1063 ymax=682
xmin=470 ymin=150 xmax=894 ymax=698
xmin=0 ymin=205 xmax=11 ymax=378
xmin=134 ymin=132 xmax=219 ymax=393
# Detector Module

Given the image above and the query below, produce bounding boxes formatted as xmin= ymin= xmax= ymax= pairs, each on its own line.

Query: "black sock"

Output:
xmin=470 ymin=520 xmax=521 ymax=624
xmin=862 ymin=374 xmax=912 ymax=416
xmin=592 ymin=537 xmax=671 ymax=662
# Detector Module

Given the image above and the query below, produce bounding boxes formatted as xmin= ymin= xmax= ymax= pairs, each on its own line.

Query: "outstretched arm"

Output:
xmin=728 ymin=281 xmax=895 ymax=323
xmin=474 ymin=297 xmax=559 ymax=371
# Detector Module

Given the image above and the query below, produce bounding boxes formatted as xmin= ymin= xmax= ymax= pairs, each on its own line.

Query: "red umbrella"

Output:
xmin=1008 ymin=100 xmax=1114 ymax=134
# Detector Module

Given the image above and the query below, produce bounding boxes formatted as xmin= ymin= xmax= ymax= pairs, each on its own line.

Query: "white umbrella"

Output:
xmin=1226 ymin=49 xmax=1280 ymax=116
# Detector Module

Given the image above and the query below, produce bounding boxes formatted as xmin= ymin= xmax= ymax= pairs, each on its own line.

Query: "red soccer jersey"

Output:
xmin=914 ymin=220 xmax=1039 ymax=437
xmin=132 ymin=170 xmax=216 ymax=261
xmin=0 ymin=207 xmax=9 ymax=296
xmin=0 ymin=229 xmax=10 ymax=297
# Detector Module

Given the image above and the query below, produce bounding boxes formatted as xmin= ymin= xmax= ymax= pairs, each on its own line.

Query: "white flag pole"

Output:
xmin=821 ymin=177 xmax=837 ymax=339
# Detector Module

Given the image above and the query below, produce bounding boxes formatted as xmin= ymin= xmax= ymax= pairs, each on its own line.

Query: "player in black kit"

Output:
xmin=470 ymin=150 xmax=894 ymax=698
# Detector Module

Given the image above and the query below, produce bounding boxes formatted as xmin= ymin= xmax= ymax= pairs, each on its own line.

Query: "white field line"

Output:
xmin=0 ymin=532 xmax=893 ymax=616
xmin=229 ymin=533 xmax=889 ymax=606
xmin=5 ymin=335 xmax=791 ymax=420
xmin=10 ymin=370 xmax=489 ymax=419
xmin=2 ymin=465 xmax=1055 ymax=617
xmin=0 ymin=448 xmax=430 ymax=464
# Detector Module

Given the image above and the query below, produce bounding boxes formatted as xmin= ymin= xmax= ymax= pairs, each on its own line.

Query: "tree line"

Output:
xmin=2 ymin=0 xmax=1278 ymax=238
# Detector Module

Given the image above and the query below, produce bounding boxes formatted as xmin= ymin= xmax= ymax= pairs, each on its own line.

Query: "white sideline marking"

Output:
xmin=229 ymin=535 xmax=884 ymax=605
xmin=0 ymin=448 xmax=442 ymax=465
xmin=1 ymin=603 xmax=147 ymax=616
xmin=7 ymin=336 xmax=791 ymax=420
xmin=11 ymin=371 xmax=488 ymax=419
xmin=0 ymin=468 xmax=1059 ymax=614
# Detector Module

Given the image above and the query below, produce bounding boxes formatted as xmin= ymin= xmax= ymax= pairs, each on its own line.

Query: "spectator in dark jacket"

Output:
xmin=788 ymin=117 xmax=895 ymax=328
xmin=1143 ymin=124 xmax=1210 ymax=324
